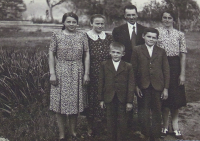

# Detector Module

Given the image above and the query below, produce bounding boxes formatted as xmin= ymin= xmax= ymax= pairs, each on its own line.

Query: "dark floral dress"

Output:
xmin=86 ymin=31 xmax=113 ymax=120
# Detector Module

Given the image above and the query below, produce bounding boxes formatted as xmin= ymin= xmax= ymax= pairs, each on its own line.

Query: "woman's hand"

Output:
xmin=50 ymin=74 xmax=58 ymax=86
xmin=126 ymin=103 xmax=133 ymax=112
xmin=83 ymin=74 xmax=90 ymax=85
xmin=179 ymin=74 xmax=185 ymax=85
xmin=161 ymin=88 xmax=168 ymax=100
xmin=100 ymin=101 xmax=105 ymax=109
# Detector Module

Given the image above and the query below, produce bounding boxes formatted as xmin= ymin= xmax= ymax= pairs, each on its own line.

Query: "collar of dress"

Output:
xmin=87 ymin=30 xmax=106 ymax=41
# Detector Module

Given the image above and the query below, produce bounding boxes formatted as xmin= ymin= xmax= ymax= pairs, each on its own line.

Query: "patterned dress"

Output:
xmin=156 ymin=27 xmax=187 ymax=108
xmin=86 ymin=31 xmax=113 ymax=119
xmin=49 ymin=31 xmax=89 ymax=114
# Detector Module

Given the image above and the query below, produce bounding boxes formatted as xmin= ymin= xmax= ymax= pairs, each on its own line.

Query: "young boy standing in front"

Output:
xmin=131 ymin=28 xmax=170 ymax=141
xmin=98 ymin=42 xmax=135 ymax=141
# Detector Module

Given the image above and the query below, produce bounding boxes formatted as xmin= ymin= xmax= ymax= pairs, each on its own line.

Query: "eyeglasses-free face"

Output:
xmin=90 ymin=17 xmax=105 ymax=34
xmin=124 ymin=9 xmax=138 ymax=25
xmin=162 ymin=12 xmax=174 ymax=28
xmin=63 ymin=16 xmax=78 ymax=32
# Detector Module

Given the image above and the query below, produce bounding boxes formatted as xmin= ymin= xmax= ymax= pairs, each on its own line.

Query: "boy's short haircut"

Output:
xmin=143 ymin=27 xmax=159 ymax=38
xmin=110 ymin=42 xmax=125 ymax=52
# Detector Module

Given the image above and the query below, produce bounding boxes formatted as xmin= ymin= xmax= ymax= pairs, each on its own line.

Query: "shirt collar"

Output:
xmin=127 ymin=22 xmax=137 ymax=29
xmin=145 ymin=44 xmax=154 ymax=49
xmin=112 ymin=60 xmax=121 ymax=64
xmin=87 ymin=30 xmax=106 ymax=41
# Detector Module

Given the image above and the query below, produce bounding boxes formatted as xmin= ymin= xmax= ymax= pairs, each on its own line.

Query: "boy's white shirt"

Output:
xmin=112 ymin=60 xmax=120 ymax=71
xmin=145 ymin=43 xmax=154 ymax=57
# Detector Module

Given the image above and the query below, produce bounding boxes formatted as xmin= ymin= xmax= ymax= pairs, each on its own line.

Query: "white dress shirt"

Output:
xmin=127 ymin=22 xmax=137 ymax=39
xmin=112 ymin=60 xmax=120 ymax=71
xmin=145 ymin=44 xmax=154 ymax=57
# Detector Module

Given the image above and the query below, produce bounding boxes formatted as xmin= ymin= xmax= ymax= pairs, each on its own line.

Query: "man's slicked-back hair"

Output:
xmin=124 ymin=4 xmax=137 ymax=13
xmin=110 ymin=42 xmax=125 ymax=52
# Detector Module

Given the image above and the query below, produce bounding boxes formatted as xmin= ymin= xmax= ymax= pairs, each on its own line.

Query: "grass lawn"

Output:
xmin=0 ymin=30 xmax=199 ymax=141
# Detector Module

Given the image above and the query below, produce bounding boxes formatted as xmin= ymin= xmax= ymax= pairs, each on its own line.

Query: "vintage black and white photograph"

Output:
xmin=0 ymin=0 xmax=200 ymax=140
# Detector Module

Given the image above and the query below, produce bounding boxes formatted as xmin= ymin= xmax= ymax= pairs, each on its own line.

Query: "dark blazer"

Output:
xmin=131 ymin=45 xmax=170 ymax=91
xmin=112 ymin=23 xmax=146 ymax=62
xmin=98 ymin=60 xmax=135 ymax=103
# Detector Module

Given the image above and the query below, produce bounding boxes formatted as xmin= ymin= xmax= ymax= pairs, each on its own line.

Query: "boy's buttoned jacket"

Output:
xmin=131 ymin=45 xmax=170 ymax=91
xmin=98 ymin=60 xmax=135 ymax=103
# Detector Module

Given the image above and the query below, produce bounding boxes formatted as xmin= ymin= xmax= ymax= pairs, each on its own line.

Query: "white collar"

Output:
xmin=87 ymin=30 xmax=106 ymax=41
xmin=112 ymin=60 xmax=120 ymax=71
xmin=127 ymin=22 xmax=137 ymax=29
xmin=112 ymin=60 xmax=120 ymax=64
xmin=145 ymin=44 xmax=154 ymax=49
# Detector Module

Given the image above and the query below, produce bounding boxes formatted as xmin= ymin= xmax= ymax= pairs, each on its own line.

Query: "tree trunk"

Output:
xmin=49 ymin=6 xmax=54 ymax=22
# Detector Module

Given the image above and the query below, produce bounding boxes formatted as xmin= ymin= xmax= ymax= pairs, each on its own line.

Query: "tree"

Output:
xmin=104 ymin=0 xmax=132 ymax=24
xmin=46 ymin=0 xmax=66 ymax=22
xmin=164 ymin=0 xmax=200 ymax=30
xmin=71 ymin=0 xmax=131 ymax=24
xmin=0 ymin=0 xmax=26 ymax=20
xmin=139 ymin=0 xmax=166 ymax=21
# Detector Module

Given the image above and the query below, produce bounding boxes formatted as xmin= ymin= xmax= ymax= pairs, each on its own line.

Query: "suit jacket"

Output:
xmin=98 ymin=60 xmax=135 ymax=104
xmin=112 ymin=23 xmax=146 ymax=63
xmin=131 ymin=45 xmax=170 ymax=91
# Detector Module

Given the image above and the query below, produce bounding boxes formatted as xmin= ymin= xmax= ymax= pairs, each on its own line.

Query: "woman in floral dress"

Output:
xmin=156 ymin=11 xmax=187 ymax=139
xmin=85 ymin=14 xmax=113 ymax=136
xmin=49 ymin=12 xmax=90 ymax=141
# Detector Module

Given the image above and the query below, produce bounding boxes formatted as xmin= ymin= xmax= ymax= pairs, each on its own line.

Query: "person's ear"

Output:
xmin=90 ymin=21 xmax=93 ymax=27
xmin=142 ymin=34 xmax=145 ymax=39
xmin=124 ymin=13 xmax=127 ymax=19
xmin=122 ymin=51 xmax=125 ymax=56
xmin=136 ymin=13 xmax=138 ymax=18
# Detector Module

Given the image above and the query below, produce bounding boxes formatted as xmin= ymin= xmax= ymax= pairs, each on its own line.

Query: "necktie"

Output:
xmin=131 ymin=26 xmax=136 ymax=50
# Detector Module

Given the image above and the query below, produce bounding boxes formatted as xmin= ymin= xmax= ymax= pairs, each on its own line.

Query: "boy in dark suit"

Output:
xmin=98 ymin=42 xmax=135 ymax=141
xmin=112 ymin=4 xmax=146 ymax=128
xmin=131 ymin=28 xmax=170 ymax=141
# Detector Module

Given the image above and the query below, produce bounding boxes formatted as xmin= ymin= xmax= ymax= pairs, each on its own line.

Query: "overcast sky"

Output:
xmin=23 ymin=0 xmax=200 ymax=20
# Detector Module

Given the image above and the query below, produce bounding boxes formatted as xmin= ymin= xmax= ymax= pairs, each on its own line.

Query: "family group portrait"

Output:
xmin=0 ymin=0 xmax=200 ymax=141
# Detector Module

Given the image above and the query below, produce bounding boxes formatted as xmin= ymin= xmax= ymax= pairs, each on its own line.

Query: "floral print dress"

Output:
xmin=87 ymin=31 xmax=113 ymax=119
xmin=49 ymin=31 xmax=89 ymax=114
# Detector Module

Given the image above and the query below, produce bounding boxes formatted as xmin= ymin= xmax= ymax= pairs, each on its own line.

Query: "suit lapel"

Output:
xmin=136 ymin=23 xmax=142 ymax=44
xmin=106 ymin=59 xmax=116 ymax=74
xmin=151 ymin=46 xmax=158 ymax=61
xmin=141 ymin=45 xmax=150 ymax=59
xmin=123 ymin=24 xmax=131 ymax=41
xmin=116 ymin=61 xmax=125 ymax=76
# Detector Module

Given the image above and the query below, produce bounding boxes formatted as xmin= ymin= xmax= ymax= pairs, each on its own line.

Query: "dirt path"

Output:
xmin=161 ymin=101 xmax=200 ymax=140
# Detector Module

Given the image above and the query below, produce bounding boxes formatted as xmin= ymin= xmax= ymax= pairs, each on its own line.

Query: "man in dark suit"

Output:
xmin=112 ymin=4 xmax=145 ymax=63
xmin=98 ymin=42 xmax=135 ymax=141
xmin=131 ymin=28 xmax=170 ymax=140
xmin=112 ymin=5 xmax=146 ymax=127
